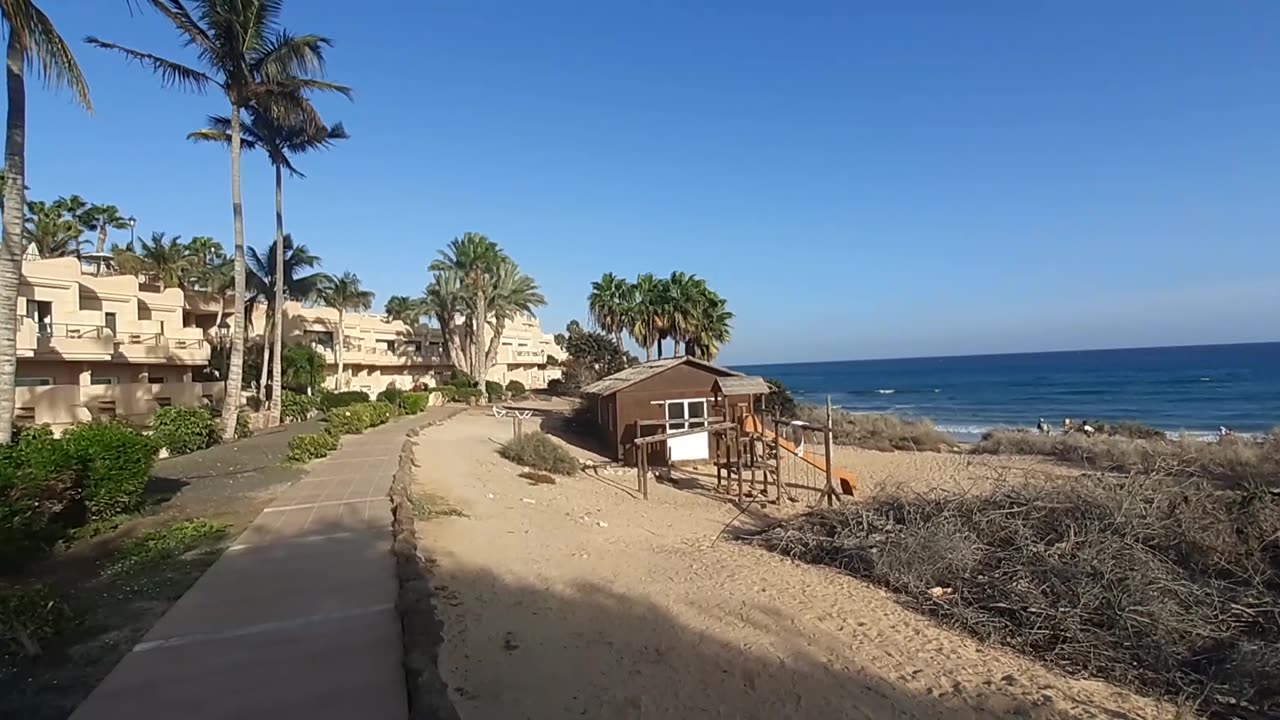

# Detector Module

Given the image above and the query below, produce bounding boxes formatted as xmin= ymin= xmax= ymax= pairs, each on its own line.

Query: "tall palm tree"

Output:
xmin=420 ymin=269 xmax=465 ymax=368
xmin=79 ymin=202 xmax=130 ymax=253
xmin=134 ymin=231 xmax=195 ymax=289
xmin=686 ymin=288 xmax=733 ymax=360
xmin=428 ymin=233 xmax=506 ymax=380
xmin=629 ymin=272 xmax=664 ymax=362
xmin=384 ymin=295 xmax=421 ymax=326
xmin=1 ymin=0 xmax=92 ymax=443
xmin=587 ymin=272 xmax=633 ymax=351
xmin=190 ymin=109 xmax=347 ymax=426
xmin=246 ymin=233 xmax=327 ymax=410
xmin=22 ymin=199 xmax=83 ymax=257
xmin=663 ymin=271 xmax=703 ymax=356
xmin=88 ymin=0 xmax=351 ymax=441
xmin=316 ymin=271 xmax=372 ymax=391
xmin=483 ymin=258 xmax=546 ymax=371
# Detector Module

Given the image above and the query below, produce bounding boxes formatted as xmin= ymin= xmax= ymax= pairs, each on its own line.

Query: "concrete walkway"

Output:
xmin=71 ymin=409 xmax=456 ymax=720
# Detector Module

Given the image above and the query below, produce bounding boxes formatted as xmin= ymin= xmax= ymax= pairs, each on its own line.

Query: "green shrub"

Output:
xmin=498 ymin=432 xmax=579 ymax=475
xmin=370 ymin=400 xmax=394 ymax=426
xmin=441 ymin=385 xmax=483 ymax=404
xmin=796 ymin=406 xmax=957 ymax=452
xmin=61 ymin=421 xmax=158 ymax=521
xmin=282 ymin=390 xmax=320 ymax=423
xmin=0 ymin=435 xmax=79 ymax=570
xmin=505 ymin=379 xmax=527 ymax=399
xmin=448 ymin=370 xmax=477 ymax=389
xmin=287 ymin=432 xmax=339 ymax=463
xmin=150 ymin=406 xmax=219 ymax=456
xmin=546 ymin=378 xmax=565 ymax=394
xmin=0 ymin=584 xmax=71 ymax=657
xmin=485 ymin=380 xmax=505 ymax=403
xmin=326 ymin=401 xmax=393 ymax=436
xmin=318 ymin=390 xmax=369 ymax=411
xmin=107 ymin=519 xmax=228 ymax=575
xmin=400 ymin=392 xmax=430 ymax=415
xmin=763 ymin=378 xmax=798 ymax=419
xmin=376 ymin=387 xmax=404 ymax=408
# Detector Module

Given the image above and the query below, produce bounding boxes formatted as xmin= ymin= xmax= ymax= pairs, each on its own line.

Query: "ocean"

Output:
xmin=733 ymin=342 xmax=1280 ymax=442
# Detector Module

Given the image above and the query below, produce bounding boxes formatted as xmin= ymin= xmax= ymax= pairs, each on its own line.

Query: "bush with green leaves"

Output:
xmin=0 ymin=431 xmax=80 ymax=570
xmin=326 ymin=401 xmax=394 ymax=436
xmin=485 ymin=380 xmax=505 ymax=403
xmin=61 ymin=420 xmax=158 ymax=521
xmin=150 ymin=406 xmax=219 ymax=456
xmin=281 ymin=343 xmax=326 ymax=393
xmin=505 ymin=379 xmax=527 ymax=399
xmin=235 ymin=412 xmax=253 ymax=439
xmin=287 ymin=432 xmax=340 ymax=463
xmin=370 ymin=400 xmax=394 ymax=425
xmin=107 ymin=519 xmax=228 ymax=575
xmin=440 ymin=385 xmax=483 ymax=404
xmin=318 ymin=390 xmax=370 ymax=411
xmin=0 ymin=584 xmax=72 ymax=658
xmin=282 ymin=390 xmax=320 ymax=423
xmin=498 ymin=432 xmax=579 ymax=475
xmin=376 ymin=387 xmax=404 ymax=408
xmin=400 ymin=392 xmax=430 ymax=415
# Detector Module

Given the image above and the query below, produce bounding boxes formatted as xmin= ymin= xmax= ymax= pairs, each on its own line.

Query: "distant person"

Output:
xmin=1036 ymin=418 xmax=1050 ymax=435
xmin=1082 ymin=423 xmax=1096 ymax=437
xmin=1063 ymin=418 xmax=1073 ymax=433
xmin=1219 ymin=426 xmax=1233 ymax=439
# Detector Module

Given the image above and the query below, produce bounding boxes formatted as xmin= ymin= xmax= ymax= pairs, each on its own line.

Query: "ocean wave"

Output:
xmin=849 ymin=388 xmax=942 ymax=396
xmin=933 ymin=424 xmax=998 ymax=437
xmin=876 ymin=389 xmax=895 ymax=395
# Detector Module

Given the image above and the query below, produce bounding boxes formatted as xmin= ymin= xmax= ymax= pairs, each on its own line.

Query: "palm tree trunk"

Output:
xmin=0 ymin=33 xmax=26 ymax=444
xmin=268 ymin=164 xmax=284 ymax=426
xmin=96 ymin=226 xmax=107 ymax=254
xmin=335 ymin=308 xmax=345 ymax=390
xmin=220 ymin=107 xmax=247 ymax=442
xmin=257 ymin=311 xmax=270 ymax=402
xmin=473 ymin=290 xmax=487 ymax=381
xmin=484 ymin=318 xmax=504 ymax=371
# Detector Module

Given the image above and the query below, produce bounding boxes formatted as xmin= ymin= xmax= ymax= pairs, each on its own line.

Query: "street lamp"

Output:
xmin=127 ymin=216 xmax=137 ymax=247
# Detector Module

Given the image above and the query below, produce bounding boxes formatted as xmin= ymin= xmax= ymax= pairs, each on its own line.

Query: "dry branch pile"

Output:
xmin=748 ymin=473 xmax=1280 ymax=718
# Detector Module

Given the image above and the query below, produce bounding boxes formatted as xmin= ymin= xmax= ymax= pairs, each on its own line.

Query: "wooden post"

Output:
xmin=512 ymin=415 xmax=518 ymax=438
xmin=734 ymin=428 xmax=744 ymax=502
xmin=773 ymin=416 xmax=783 ymax=503
xmin=824 ymin=396 xmax=836 ymax=506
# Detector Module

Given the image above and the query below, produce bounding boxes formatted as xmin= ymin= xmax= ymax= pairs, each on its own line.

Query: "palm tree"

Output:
xmin=420 ymin=269 xmax=465 ymax=368
xmin=134 ymin=231 xmax=195 ymax=289
xmin=686 ymin=288 xmax=733 ymax=360
xmin=246 ymin=233 xmax=327 ymax=411
xmin=190 ymin=110 xmax=347 ymax=426
xmin=663 ymin=272 xmax=703 ymax=356
xmin=88 ymin=0 xmax=351 ymax=441
xmin=587 ymin=272 xmax=633 ymax=351
xmin=1 ymin=0 xmax=92 ymax=443
xmin=428 ymin=233 xmax=506 ymax=380
xmin=482 ymin=258 xmax=546 ymax=372
xmin=80 ymin=202 xmax=130 ymax=253
xmin=316 ymin=271 xmax=372 ymax=391
xmin=384 ymin=295 xmax=421 ymax=326
xmin=22 ymin=199 xmax=83 ymax=257
xmin=629 ymin=272 xmax=664 ymax=361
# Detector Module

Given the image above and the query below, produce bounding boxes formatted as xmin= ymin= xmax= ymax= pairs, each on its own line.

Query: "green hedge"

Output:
xmin=288 ymin=432 xmax=340 ymax=463
xmin=400 ymin=392 xmax=430 ymax=415
xmin=505 ymin=379 xmax=527 ymax=399
xmin=61 ymin=421 xmax=159 ymax=520
xmin=318 ymin=390 xmax=370 ymax=411
xmin=375 ymin=387 xmax=404 ymax=408
xmin=485 ymin=380 xmax=505 ymax=403
xmin=0 ymin=421 xmax=158 ymax=571
xmin=282 ymin=391 xmax=320 ymax=423
xmin=151 ymin=406 xmax=219 ymax=456
xmin=440 ymin=386 xmax=483 ymax=404
xmin=326 ymin=401 xmax=394 ymax=436
xmin=498 ymin=432 xmax=579 ymax=475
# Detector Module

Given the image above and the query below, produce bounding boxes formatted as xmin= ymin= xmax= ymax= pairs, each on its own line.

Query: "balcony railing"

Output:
xmin=115 ymin=332 xmax=162 ymax=346
xmin=36 ymin=322 xmax=108 ymax=339
xmin=170 ymin=337 xmax=208 ymax=350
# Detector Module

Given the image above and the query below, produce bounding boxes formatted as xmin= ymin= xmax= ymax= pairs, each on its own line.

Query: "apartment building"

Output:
xmin=265 ymin=302 xmax=564 ymax=396
xmin=15 ymin=256 xmax=221 ymax=432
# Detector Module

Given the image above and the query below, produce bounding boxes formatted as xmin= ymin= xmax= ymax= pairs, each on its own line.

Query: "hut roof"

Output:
xmin=581 ymin=356 xmax=741 ymax=396
xmin=713 ymin=375 xmax=772 ymax=396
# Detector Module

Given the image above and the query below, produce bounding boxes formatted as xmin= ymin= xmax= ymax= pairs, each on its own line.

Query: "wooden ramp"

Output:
xmin=742 ymin=415 xmax=858 ymax=495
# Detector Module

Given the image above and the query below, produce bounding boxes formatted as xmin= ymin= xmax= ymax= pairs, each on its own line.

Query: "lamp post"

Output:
xmin=127 ymin=216 xmax=137 ymax=248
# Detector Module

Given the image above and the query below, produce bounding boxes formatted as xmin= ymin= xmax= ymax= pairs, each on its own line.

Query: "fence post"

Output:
xmin=773 ymin=415 xmax=783 ymax=502
xmin=824 ymin=396 xmax=836 ymax=506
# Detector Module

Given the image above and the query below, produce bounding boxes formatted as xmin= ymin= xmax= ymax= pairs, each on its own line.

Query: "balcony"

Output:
xmin=32 ymin=322 xmax=115 ymax=360
xmin=113 ymin=331 xmax=212 ymax=365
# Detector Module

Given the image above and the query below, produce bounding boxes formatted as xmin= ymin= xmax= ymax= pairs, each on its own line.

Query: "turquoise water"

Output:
xmin=734 ymin=342 xmax=1280 ymax=441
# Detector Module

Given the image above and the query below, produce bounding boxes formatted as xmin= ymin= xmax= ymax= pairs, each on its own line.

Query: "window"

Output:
xmin=16 ymin=377 xmax=53 ymax=387
xmin=662 ymin=399 xmax=708 ymax=433
xmin=155 ymin=397 xmax=172 ymax=408
xmin=149 ymin=376 xmax=167 ymax=384
xmin=104 ymin=312 xmax=117 ymax=334
xmin=91 ymin=375 xmax=117 ymax=385
xmin=666 ymin=401 xmax=686 ymax=431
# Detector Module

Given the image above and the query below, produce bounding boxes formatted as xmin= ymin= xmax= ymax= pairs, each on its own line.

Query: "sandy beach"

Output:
xmin=411 ymin=408 xmax=1172 ymax=719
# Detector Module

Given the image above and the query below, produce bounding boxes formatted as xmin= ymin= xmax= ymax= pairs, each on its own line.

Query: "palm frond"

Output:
xmin=147 ymin=0 xmax=217 ymax=55
xmin=84 ymin=37 xmax=216 ymax=92
xmin=251 ymin=31 xmax=332 ymax=82
xmin=8 ymin=2 xmax=93 ymax=110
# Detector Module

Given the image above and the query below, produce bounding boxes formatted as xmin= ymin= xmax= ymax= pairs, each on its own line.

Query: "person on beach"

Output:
xmin=1063 ymin=418 xmax=1073 ymax=433
xmin=1036 ymin=418 xmax=1050 ymax=434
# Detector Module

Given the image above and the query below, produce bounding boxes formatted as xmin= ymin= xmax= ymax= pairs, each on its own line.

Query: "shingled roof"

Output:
xmin=581 ymin=357 xmax=741 ymax=396
xmin=713 ymin=375 xmax=772 ymax=396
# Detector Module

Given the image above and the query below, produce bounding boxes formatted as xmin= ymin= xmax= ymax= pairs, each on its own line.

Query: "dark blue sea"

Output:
xmin=734 ymin=342 xmax=1280 ymax=441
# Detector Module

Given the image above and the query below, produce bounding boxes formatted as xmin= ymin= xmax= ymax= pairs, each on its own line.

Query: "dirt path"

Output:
xmin=413 ymin=412 xmax=1171 ymax=719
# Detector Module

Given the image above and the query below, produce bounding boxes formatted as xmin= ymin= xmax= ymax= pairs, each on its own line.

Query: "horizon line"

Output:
xmin=730 ymin=339 xmax=1280 ymax=368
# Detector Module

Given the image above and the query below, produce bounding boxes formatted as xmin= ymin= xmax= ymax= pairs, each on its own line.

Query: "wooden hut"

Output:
xmin=581 ymin=357 xmax=769 ymax=466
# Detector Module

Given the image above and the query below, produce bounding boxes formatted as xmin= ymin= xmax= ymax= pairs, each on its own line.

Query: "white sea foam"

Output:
xmin=875 ymin=389 xmax=895 ymax=394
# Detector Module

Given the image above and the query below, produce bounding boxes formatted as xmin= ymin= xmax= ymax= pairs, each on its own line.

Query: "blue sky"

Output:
xmin=23 ymin=1 xmax=1280 ymax=364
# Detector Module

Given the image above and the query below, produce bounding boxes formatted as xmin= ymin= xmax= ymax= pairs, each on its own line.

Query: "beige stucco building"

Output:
xmin=15 ymin=257 xmax=222 ymax=432
xmin=263 ymin=302 xmax=564 ymax=397
xmin=13 ymin=255 xmax=564 ymax=433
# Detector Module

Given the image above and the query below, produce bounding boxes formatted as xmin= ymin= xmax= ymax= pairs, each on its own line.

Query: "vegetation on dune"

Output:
xmin=749 ymin=472 xmax=1280 ymax=719
xmin=588 ymin=270 xmax=733 ymax=362
xmin=977 ymin=427 xmax=1280 ymax=489
xmin=499 ymin=432 xmax=579 ymax=475
xmin=792 ymin=405 xmax=957 ymax=453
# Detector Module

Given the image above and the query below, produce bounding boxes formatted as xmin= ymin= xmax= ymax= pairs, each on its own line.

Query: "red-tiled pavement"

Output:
xmin=70 ymin=408 xmax=458 ymax=720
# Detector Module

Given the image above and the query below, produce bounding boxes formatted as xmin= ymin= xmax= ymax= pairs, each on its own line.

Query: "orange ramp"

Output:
xmin=742 ymin=415 xmax=858 ymax=495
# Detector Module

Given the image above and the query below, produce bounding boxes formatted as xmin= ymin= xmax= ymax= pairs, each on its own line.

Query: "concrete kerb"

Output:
xmin=389 ymin=415 xmax=462 ymax=720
